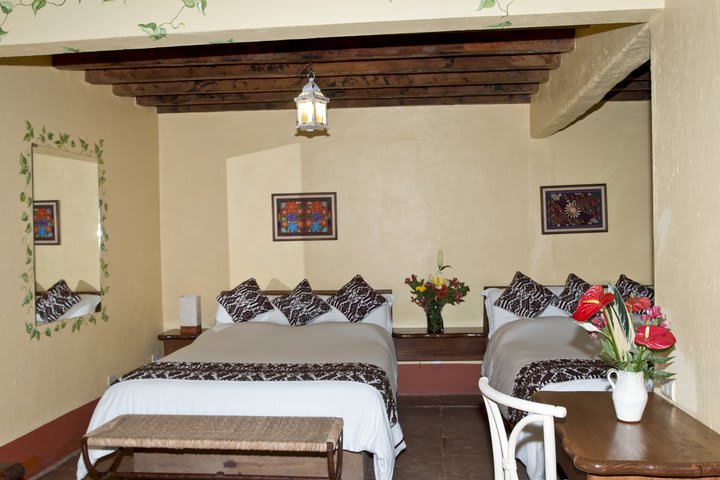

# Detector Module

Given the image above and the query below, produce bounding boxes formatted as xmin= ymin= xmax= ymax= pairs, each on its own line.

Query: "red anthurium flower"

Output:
xmin=635 ymin=325 xmax=677 ymax=350
xmin=572 ymin=285 xmax=616 ymax=322
xmin=625 ymin=296 xmax=652 ymax=313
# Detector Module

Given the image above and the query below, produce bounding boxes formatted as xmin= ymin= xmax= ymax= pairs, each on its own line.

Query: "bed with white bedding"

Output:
xmin=77 ymin=321 xmax=405 ymax=480
xmin=481 ymin=284 xmax=611 ymax=480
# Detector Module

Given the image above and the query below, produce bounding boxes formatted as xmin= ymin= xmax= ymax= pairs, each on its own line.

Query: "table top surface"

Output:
xmin=534 ymin=391 xmax=720 ymax=477
xmin=392 ymin=327 xmax=485 ymax=337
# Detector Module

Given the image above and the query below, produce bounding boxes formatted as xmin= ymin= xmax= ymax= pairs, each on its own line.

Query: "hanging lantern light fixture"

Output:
xmin=294 ymin=71 xmax=329 ymax=132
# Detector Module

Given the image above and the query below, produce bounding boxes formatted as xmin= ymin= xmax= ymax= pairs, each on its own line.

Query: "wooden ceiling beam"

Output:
xmin=115 ymin=71 xmax=550 ymax=96
xmin=135 ymin=84 xmax=540 ymax=107
xmin=602 ymin=90 xmax=650 ymax=101
xmin=54 ymin=29 xmax=574 ymax=70
xmin=155 ymin=94 xmax=532 ymax=113
xmin=86 ymin=54 xmax=561 ymax=84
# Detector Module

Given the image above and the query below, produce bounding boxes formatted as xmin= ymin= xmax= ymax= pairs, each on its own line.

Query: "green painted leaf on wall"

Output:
xmin=31 ymin=0 xmax=46 ymax=15
xmin=477 ymin=0 xmax=495 ymax=9
xmin=0 ymin=1 xmax=13 ymax=14
xmin=138 ymin=22 xmax=167 ymax=41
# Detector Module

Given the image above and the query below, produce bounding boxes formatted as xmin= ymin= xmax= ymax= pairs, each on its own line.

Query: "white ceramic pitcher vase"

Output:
xmin=607 ymin=368 xmax=648 ymax=422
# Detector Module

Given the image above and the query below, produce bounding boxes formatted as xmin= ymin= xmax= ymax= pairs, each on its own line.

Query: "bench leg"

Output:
xmin=81 ymin=437 xmax=127 ymax=479
xmin=326 ymin=431 xmax=343 ymax=480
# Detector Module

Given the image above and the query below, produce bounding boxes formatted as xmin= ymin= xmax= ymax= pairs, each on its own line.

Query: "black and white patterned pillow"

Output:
xmin=35 ymin=279 xmax=80 ymax=323
xmin=494 ymin=271 xmax=556 ymax=318
xmin=217 ymin=278 xmax=274 ymax=322
xmin=328 ymin=274 xmax=387 ymax=323
xmin=272 ymin=279 xmax=331 ymax=326
xmin=553 ymin=273 xmax=591 ymax=313
xmin=616 ymin=274 xmax=654 ymax=303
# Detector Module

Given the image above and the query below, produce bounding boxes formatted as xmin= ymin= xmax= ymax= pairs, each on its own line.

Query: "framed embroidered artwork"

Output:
xmin=33 ymin=200 xmax=61 ymax=245
xmin=540 ymin=184 xmax=607 ymax=234
xmin=271 ymin=192 xmax=337 ymax=241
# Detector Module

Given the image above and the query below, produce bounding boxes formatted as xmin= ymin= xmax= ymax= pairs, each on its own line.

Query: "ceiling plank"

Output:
xmin=54 ymin=29 xmax=574 ymax=70
xmin=136 ymin=84 xmax=540 ymax=107
xmin=86 ymin=54 xmax=561 ymax=84
xmin=113 ymin=70 xmax=551 ymax=96
xmin=156 ymin=94 xmax=532 ymax=113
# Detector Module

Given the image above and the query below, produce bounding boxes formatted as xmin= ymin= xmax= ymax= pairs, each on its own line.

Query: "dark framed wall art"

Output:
xmin=540 ymin=184 xmax=607 ymax=234
xmin=33 ymin=200 xmax=61 ymax=245
xmin=271 ymin=192 xmax=337 ymax=241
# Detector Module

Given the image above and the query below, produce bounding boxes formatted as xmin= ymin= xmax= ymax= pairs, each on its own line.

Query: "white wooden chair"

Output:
xmin=478 ymin=377 xmax=567 ymax=480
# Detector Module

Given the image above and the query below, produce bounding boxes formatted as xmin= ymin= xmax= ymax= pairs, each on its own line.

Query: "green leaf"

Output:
xmin=138 ymin=22 xmax=167 ymax=41
xmin=61 ymin=46 xmax=81 ymax=54
xmin=477 ymin=0 xmax=495 ymax=9
xmin=47 ymin=131 xmax=54 ymax=141
xmin=54 ymin=325 xmax=60 ymax=332
xmin=21 ymin=212 xmax=28 ymax=221
xmin=198 ymin=0 xmax=207 ymax=14
xmin=80 ymin=138 xmax=89 ymax=150
xmin=182 ymin=0 xmax=198 ymax=7
xmin=25 ymin=223 xmax=31 ymax=233
xmin=20 ymin=272 xmax=29 ymax=282
xmin=488 ymin=20 xmax=513 ymax=28
xmin=33 ymin=330 xmax=40 ymax=340
xmin=0 ymin=27 xmax=8 ymax=39
xmin=45 ymin=328 xmax=52 ymax=337
xmin=26 ymin=245 xmax=32 ymax=257
xmin=20 ymin=192 xmax=26 ymax=202
xmin=25 ymin=322 xmax=33 ymax=334
xmin=31 ymin=0 xmax=46 ymax=15
xmin=0 ymin=2 xmax=12 ymax=14
xmin=22 ymin=291 xmax=32 ymax=306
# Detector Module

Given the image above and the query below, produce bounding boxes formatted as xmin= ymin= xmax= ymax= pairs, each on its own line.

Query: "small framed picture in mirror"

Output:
xmin=33 ymin=200 xmax=61 ymax=245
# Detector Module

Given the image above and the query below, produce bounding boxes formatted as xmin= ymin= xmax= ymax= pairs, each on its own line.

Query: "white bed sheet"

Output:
xmin=481 ymin=316 xmax=610 ymax=480
xmin=77 ymin=322 xmax=405 ymax=480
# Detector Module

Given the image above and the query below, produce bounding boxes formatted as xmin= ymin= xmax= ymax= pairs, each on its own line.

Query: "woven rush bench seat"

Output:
xmin=81 ymin=414 xmax=344 ymax=480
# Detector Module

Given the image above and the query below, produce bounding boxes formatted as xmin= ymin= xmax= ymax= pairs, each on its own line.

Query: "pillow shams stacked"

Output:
xmin=216 ymin=278 xmax=274 ymax=322
xmin=272 ymin=279 xmax=331 ymax=326
xmin=328 ymin=274 xmax=387 ymax=323
xmin=553 ymin=273 xmax=591 ymax=313
xmin=35 ymin=279 xmax=81 ymax=323
xmin=493 ymin=271 xmax=556 ymax=318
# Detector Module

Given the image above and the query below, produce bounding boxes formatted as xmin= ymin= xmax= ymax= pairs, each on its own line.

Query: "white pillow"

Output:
xmin=308 ymin=305 xmax=350 ymax=324
xmin=215 ymin=303 xmax=290 ymax=325
xmin=483 ymin=286 xmax=569 ymax=338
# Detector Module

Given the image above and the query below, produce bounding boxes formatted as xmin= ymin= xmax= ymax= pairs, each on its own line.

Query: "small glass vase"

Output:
xmin=425 ymin=304 xmax=444 ymax=334
xmin=607 ymin=368 xmax=648 ymax=422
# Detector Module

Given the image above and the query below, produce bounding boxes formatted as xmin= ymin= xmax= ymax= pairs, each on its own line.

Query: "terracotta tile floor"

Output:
xmin=36 ymin=396 xmax=528 ymax=480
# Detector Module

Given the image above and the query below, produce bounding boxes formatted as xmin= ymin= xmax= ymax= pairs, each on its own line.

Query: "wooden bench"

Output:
xmin=81 ymin=414 xmax=344 ymax=480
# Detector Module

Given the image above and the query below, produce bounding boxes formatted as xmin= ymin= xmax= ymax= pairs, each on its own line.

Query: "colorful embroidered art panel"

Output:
xmin=272 ymin=192 xmax=337 ymax=241
xmin=33 ymin=200 xmax=61 ymax=245
xmin=540 ymin=184 xmax=607 ymax=234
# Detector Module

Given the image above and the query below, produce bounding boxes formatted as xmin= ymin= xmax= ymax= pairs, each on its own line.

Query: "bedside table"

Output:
xmin=157 ymin=328 xmax=205 ymax=356
xmin=392 ymin=327 xmax=487 ymax=361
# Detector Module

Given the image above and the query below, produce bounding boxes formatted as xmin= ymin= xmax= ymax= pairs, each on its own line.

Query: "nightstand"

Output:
xmin=157 ymin=328 xmax=205 ymax=356
xmin=392 ymin=327 xmax=487 ymax=361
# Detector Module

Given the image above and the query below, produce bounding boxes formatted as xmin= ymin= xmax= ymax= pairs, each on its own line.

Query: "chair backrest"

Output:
xmin=478 ymin=377 xmax=567 ymax=480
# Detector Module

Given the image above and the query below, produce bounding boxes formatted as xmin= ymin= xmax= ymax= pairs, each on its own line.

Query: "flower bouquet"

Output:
xmin=572 ymin=284 xmax=676 ymax=421
xmin=405 ymin=250 xmax=470 ymax=334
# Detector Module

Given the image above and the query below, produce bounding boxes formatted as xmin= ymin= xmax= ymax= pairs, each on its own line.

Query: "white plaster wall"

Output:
xmin=159 ymin=101 xmax=652 ymax=332
xmin=651 ymin=0 xmax=720 ymax=430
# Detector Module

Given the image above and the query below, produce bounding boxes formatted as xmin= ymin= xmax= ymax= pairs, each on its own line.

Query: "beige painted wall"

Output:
xmin=651 ymin=0 xmax=720 ymax=430
xmin=33 ymin=150 xmax=101 ymax=292
xmin=160 ymin=101 xmax=652 ymax=331
xmin=0 ymin=1 xmax=662 ymax=57
xmin=0 ymin=65 xmax=161 ymax=445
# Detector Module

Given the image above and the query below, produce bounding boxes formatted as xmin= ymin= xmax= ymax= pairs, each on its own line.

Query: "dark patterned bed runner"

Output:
xmin=508 ymin=358 xmax=607 ymax=426
xmin=117 ymin=361 xmax=398 ymax=425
